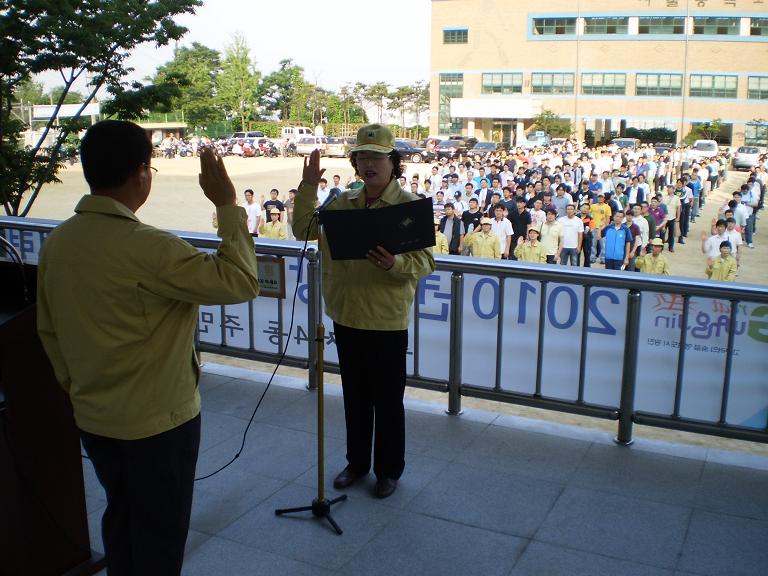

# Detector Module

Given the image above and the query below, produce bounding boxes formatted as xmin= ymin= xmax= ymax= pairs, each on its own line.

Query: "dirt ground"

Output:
xmin=23 ymin=157 xmax=768 ymax=456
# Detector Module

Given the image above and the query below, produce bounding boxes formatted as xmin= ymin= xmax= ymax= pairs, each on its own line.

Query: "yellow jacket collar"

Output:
xmin=74 ymin=194 xmax=140 ymax=222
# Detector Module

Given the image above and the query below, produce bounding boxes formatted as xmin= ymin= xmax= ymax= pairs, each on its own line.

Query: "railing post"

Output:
xmin=306 ymin=247 xmax=320 ymax=391
xmin=447 ymin=271 xmax=464 ymax=415
xmin=616 ymin=289 xmax=641 ymax=445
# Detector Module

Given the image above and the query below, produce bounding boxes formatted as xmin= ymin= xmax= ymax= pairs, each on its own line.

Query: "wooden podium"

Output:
xmin=0 ymin=262 xmax=104 ymax=575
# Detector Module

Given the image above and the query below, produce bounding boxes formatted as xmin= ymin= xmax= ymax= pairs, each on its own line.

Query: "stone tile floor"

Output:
xmin=86 ymin=363 xmax=768 ymax=576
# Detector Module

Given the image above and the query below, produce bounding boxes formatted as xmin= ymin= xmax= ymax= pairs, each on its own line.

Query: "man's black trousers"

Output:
xmin=80 ymin=413 xmax=201 ymax=576
xmin=333 ymin=322 xmax=408 ymax=480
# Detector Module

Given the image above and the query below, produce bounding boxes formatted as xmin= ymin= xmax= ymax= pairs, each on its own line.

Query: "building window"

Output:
xmin=581 ymin=73 xmax=626 ymax=95
xmin=750 ymin=18 xmax=768 ymax=36
xmin=635 ymin=74 xmax=683 ymax=96
xmin=745 ymin=123 xmax=768 ymax=147
xmin=693 ymin=17 xmax=740 ymax=35
xmin=443 ymin=29 xmax=468 ymax=44
xmin=481 ymin=73 xmax=523 ymax=95
xmin=689 ymin=75 xmax=737 ymax=98
xmin=439 ymin=73 xmax=463 ymax=133
xmin=583 ymin=17 xmax=629 ymax=35
xmin=531 ymin=73 xmax=574 ymax=94
xmin=532 ymin=18 xmax=576 ymax=35
xmin=747 ymin=76 xmax=768 ymax=99
xmin=638 ymin=16 xmax=685 ymax=35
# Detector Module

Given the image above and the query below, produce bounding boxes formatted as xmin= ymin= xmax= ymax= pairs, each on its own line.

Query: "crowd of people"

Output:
xmin=229 ymin=138 xmax=766 ymax=280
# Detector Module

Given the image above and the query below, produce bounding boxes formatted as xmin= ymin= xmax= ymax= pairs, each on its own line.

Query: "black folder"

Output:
xmin=318 ymin=198 xmax=436 ymax=260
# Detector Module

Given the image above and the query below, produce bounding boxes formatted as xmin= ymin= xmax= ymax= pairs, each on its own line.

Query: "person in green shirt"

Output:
xmin=37 ymin=120 xmax=259 ymax=575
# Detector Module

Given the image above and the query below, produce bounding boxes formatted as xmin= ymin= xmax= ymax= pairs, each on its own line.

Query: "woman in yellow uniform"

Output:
xmin=292 ymin=125 xmax=435 ymax=499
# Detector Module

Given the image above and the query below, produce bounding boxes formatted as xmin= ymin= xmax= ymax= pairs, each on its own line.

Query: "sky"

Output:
xmin=38 ymin=0 xmax=432 ymax=94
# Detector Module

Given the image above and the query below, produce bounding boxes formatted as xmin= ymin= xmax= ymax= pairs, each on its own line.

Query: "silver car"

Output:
xmin=295 ymin=136 xmax=328 ymax=156
xmin=325 ymin=137 xmax=349 ymax=158
xmin=732 ymin=146 xmax=761 ymax=170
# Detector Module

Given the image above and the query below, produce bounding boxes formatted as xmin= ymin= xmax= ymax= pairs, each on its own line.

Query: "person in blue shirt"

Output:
xmin=599 ymin=210 xmax=633 ymax=270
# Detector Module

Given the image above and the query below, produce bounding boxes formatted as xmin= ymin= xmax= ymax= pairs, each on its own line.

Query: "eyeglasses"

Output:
xmin=143 ymin=163 xmax=158 ymax=175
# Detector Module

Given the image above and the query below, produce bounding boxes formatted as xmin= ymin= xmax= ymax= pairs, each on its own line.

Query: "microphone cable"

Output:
xmin=195 ymin=210 xmax=320 ymax=481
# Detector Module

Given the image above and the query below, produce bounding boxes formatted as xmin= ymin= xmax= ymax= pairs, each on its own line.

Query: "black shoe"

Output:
xmin=333 ymin=467 xmax=365 ymax=489
xmin=374 ymin=477 xmax=398 ymax=499
xmin=679 ymin=238 xmax=685 ymax=244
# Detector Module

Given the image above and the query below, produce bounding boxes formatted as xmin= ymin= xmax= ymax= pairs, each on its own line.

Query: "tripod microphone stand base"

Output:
xmin=274 ymin=494 xmax=348 ymax=535
xmin=275 ymin=321 xmax=347 ymax=534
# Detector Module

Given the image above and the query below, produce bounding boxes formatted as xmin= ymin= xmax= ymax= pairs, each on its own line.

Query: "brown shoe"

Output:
xmin=333 ymin=467 xmax=364 ymax=489
xmin=374 ymin=477 xmax=398 ymax=499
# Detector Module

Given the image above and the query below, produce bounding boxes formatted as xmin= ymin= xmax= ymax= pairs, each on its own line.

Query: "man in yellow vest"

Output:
xmin=636 ymin=237 xmax=670 ymax=275
xmin=464 ymin=217 xmax=501 ymax=258
xmin=433 ymin=219 xmax=449 ymax=254
xmin=259 ymin=207 xmax=288 ymax=239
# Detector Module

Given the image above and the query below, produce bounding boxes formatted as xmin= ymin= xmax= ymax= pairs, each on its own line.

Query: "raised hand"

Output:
xmin=199 ymin=148 xmax=236 ymax=207
xmin=302 ymin=149 xmax=326 ymax=186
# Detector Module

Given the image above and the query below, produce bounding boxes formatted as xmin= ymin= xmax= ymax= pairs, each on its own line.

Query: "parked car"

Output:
xmin=229 ymin=131 xmax=265 ymax=144
xmin=280 ymin=126 xmax=313 ymax=143
xmin=325 ymin=137 xmax=350 ymax=158
xmin=611 ymin=137 xmax=641 ymax=150
xmin=449 ymin=135 xmax=479 ymax=149
xmin=393 ymin=139 xmax=432 ymax=163
xmin=518 ymin=132 xmax=551 ymax=149
xmin=654 ymin=142 xmax=675 ymax=155
xmin=550 ymin=138 xmax=568 ymax=147
xmin=732 ymin=146 xmax=762 ymax=170
xmin=295 ymin=135 xmax=328 ymax=156
xmin=688 ymin=139 xmax=720 ymax=160
xmin=467 ymin=141 xmax=503 ymax=158
xmin=435 ymin=139 xmax=468 ymax=158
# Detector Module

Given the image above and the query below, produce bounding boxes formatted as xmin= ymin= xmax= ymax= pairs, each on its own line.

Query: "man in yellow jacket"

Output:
xmin=259 ymin=207 xmax=288 ymax=239
xmin=464 ymin=217 xmax=501 ymax=258
xmin=514 ymin=227 xmax=547 ymax=263
xmin=36 ymin=120 xmax=259 ymax=575
xmin=292 ymin=125 xmax=435 ymax=499
xmin=433 ymin=218 xmax=449 ymax=254
xmin=636 ymin=237 xmax=670 ymax=275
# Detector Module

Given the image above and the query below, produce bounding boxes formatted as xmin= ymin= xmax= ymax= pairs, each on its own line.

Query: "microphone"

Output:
xmin=315 ymin=188 xmax=340 ymax=213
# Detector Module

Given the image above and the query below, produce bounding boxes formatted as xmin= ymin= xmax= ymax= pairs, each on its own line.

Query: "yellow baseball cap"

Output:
xmin=351 ymin=124 xmax=394 ymax=154
xmin=481 ymin=217 xmax=492 ymax=225
xmin=269 ymin=208 xmax=280 ymax=214
xmin=651 ymin=238 xmax=664 ymax=246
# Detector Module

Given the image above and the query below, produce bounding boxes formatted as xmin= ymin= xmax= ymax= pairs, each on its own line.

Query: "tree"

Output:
xmin=685 ymin=118 xmax=724 ymax=144
xmin=259 ymin=58 xmax=305 ymax=121
xmin=12 ymin=78 xmax=45 ymax=105
xmin=364 ymin=82 xmax=389 ymax=123
xmin=216 ymin=33 xmax=260 ymax=131
xmin=531 ymin=109 xmax=572 ymax=137
xmin=0 ymin=0 xmax=201 ymax=217
xmin=46 ymin=86 xmax=85 ymax=105
xmin=387 ymin=85 xmax=415 ymax=132
xmin=154 ymin=42 xmax=221 ymax=130
xmin=408 ymin=81 xmax=429 ymax=135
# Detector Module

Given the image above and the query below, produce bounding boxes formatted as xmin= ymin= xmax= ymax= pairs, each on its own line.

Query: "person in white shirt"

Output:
xmin=241 ymin=188 xmax=261 ymax=235
xmin=701 ymin=219 xmax=730 ymax=259
xmin=316 ymin=178 xmax=330 ymax=206
xmin=490 ymin=204 xmax=514 ymax=258
xmin=529 ymin=198 xmax=546 ymax=228
xmin=557 ymin=204 xmax=584 ymax=266
xmin=631 ymin=204 xmax=649 ymax=248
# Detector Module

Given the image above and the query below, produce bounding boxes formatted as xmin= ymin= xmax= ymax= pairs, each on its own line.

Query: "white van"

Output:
xmin=281 ymin=126 xmax=313 ymax=142
xmin=689 ymin=139 xmax=719 ymax=160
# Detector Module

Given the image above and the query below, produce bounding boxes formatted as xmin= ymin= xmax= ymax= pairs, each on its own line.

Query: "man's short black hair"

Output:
xmin=81 ymin=120 xmax=152 ymax=191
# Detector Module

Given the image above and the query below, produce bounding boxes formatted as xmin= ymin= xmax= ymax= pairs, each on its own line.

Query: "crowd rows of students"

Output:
xmin=230 ymin=139 xmax=766 ymax=280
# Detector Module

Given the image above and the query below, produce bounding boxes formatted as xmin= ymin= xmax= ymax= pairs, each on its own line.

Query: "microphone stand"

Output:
xmin=275 ymin=206 xmax=346 ymax=535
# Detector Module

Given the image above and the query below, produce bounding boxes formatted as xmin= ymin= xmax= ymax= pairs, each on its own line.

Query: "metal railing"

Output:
xmin=3 ymin=216 xmax=767 ymax=445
